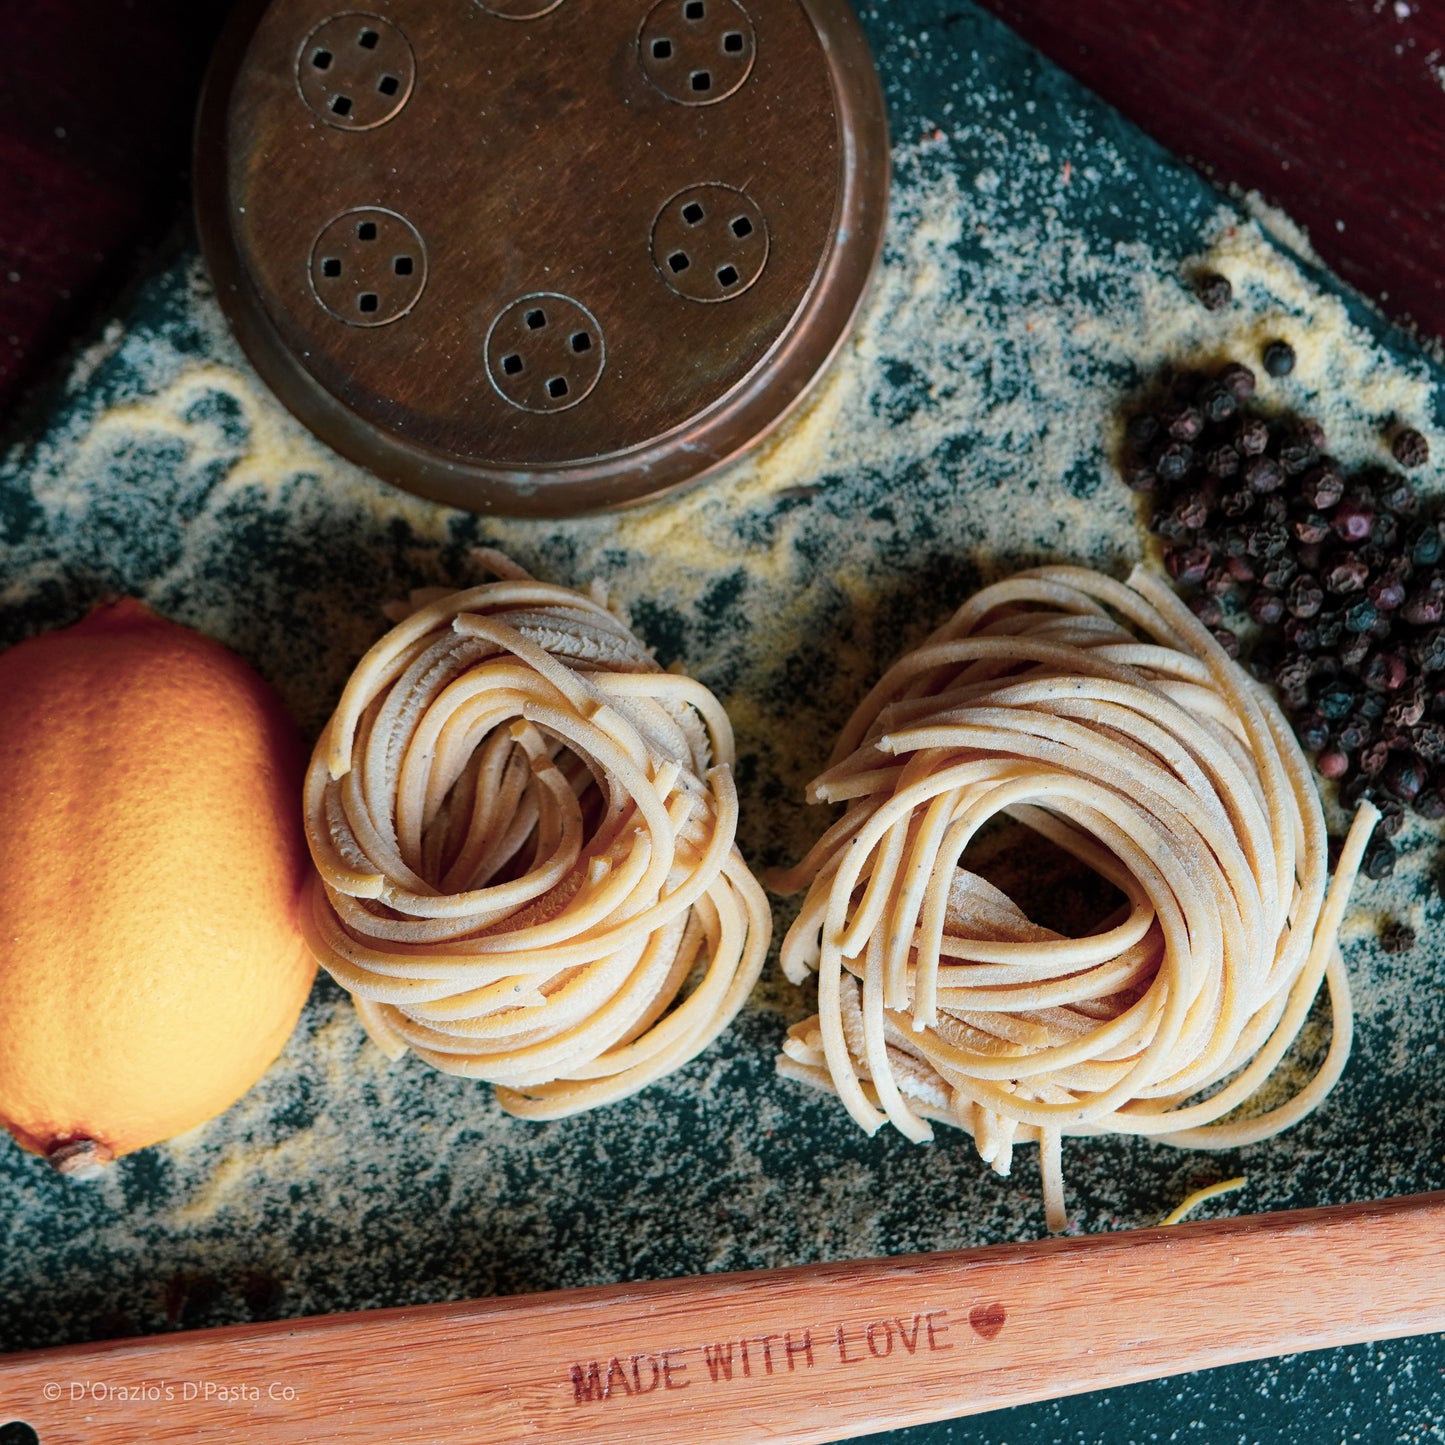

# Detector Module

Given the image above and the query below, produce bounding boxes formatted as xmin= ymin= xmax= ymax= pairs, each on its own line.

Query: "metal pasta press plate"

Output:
xmin=194 ymin=0 xmax=890 ymax=515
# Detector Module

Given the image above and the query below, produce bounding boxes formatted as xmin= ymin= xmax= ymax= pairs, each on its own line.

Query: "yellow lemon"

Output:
xmin=0 ymin=599 xmax=315 ymax=1171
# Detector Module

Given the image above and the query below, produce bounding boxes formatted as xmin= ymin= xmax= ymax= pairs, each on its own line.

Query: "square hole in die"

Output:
xmin=358 ymin=292 xmax=379 ymax=313
xmin=717 ymin=264 xmax=739 ymax=288
xmin=394 ymin=256 xmax=414 ymax=276
xmin=502 ymin=354 xmax=523 ymax=376
xmin=357 ymin=220 xmax=377 ymax=241
xmin=571 ymin=332 xmax=592 ymax=353
xmin=685 ymin=0 xmax=704 ymax=17
xmin=526 ymin=309 xmax=547 ymax=330
xmin=682 ymin=201 xmax=705 ymax=225
xmin=548 ymin=377 xmax=570 ymax=399
xmin=321 ymin=257 xmax=341 ymax=278
xmin=723 ymin=31 xmax=744 ymax=52
xmin=731 ymin=215 xmax=753 ymax=238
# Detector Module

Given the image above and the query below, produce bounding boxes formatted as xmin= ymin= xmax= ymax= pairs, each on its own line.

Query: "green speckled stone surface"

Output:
xmin=3 ymin=3 xmax=1445 ymax=1442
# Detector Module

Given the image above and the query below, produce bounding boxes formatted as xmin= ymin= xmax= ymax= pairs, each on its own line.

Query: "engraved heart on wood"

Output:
xmin=969 ymin=1302 xmax=1007 ymax=1340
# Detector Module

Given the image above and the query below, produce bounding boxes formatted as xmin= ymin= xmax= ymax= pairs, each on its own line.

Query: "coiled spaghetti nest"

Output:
xmin=303 ymin=552 xmax=770 ymax=1119
xmin=771 ymin=565 xmax=1376 ymax=1229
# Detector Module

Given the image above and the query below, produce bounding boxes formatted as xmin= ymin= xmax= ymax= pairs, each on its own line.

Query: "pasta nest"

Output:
xmin=770 ymin=565 xmax=1377 ymax=1230
xmin=303 ymin=552 xmax=771 ymax=1119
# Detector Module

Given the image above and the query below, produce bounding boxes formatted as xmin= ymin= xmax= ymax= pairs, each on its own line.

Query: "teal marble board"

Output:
xmin=2 ymin=3 xmax=1445 ymax=1442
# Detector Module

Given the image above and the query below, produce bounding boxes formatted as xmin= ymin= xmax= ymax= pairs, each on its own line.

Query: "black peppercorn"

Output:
xmin=1282 ymin=617 xmax=1318 ymax=651
xmin=1261 ymin=494 xmax=1289 ymax=525
xmin=1165 ymin=545 xmax=1212 ymax=585
xmin=1122 ymin=462 xmax=1158 ymax=493
xmin=1244 ymin=456 xmax=1284 ymax=494
xmin=1126 ymin=413 xmax=1160 ymax=450
xmin=1206 ymin=445 xmax=1241 ymax=480
xmin=1408 ymin=523 xmax=1443 ymax=567
xmin=1383 ymin=752 xmax=1426 ymax=803
xmin=1336 ymin=714 xmax=1370 ymax=752
xmin=1379 ymin=922 xmax=1416 ymax=953
xmin=1296 ymin=712 xmax=1332 ymax=751
xmin=1262 ymin=340 xmax=1296 ymax=377
xmin=1188 ymin=593 xmax=1224 ymax=628
xmin=1392 ymin=428 xmax=1430 ymax=469
xmin=1335 ymin=638 xmax=1369 ymax=670
xmin=1411 ymin=628 xmax=1445 ymax=672
xmin=1274 ymin=653 xmax=1313 ymax=694
xmin=1370 ymin=512 xmax=1400 ymax=550
xmin=1248 ymin=590 xmax=1286 ymax=625
xmin=1367 ymin=574 xmax=1407 ymax=612
xmin=1260 ymin=556 xmax=1298 ymax=591
xmin=1401 ymin=589 xmax=1445 ymax=627
xmin=1413 ymin=789 xmax=1445 ymax=820
xmin=1374 ymin=798 xmax=1406 ymax=837
xmin=1314 ymin=678 xmax=1358 ymax=720
xmin=1235 ymin=417 xmax=1270 ymax=456
xmin=1379 ymin=475 xmax=1418 ymax=515
xmin=1413 ymin=721 xmax=1445 ymax=762
xmin=1195 ymin=272 xmax=1233 ymax=310
xmin=1278 ymin=436 xmax=1317 ymax=477
xmin=1219 ymin=488 xmax=1255 ymax=519
xmin=1167 ymin=407 xmax=1205 ymax=443
xmin=1245 ymin=522 xmax=1289 ymax=559
xmin=1210 ymin=627 xmax=1240 ymax=659
xmin=1358 ymin=740 xmax=1389 ymax=776
xmin=1331 ymin=497 xmax=1374 ymax=543
xmin=1362 ymin=839 xmax=1397 ymax=879
xmin=1298 ymin=465 xmax=1344 ymax=511
xmin=1154 ymin=441 xmax=1194 ymax=485
xmin=1339 ymin=632 xmax=1372 ymax=669
xmin=1203 ymin=566 xmax=1236 ymax=597
xmin=1286 ymin=574 xmax=1324 ymax=618
xmin=1218 ymin=362 xmax=1256 ymax=400
xmin=1173 ymin=491 xmax=1212 ymax=530
xmin=1386 ymin=682 xmax=1427 ymax=728
xmin=1201 ymin=387 xmax=1237 ymax=427
xmin=1324 ymin=557 xmax=1369 ymax=595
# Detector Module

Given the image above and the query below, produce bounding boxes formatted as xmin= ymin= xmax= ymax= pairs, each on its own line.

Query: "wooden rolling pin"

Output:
xmin=2 ymin=1190 xmax=1443 ymax=1444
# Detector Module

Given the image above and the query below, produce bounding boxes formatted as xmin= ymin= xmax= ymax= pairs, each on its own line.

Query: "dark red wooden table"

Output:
xmin=2 ymin=0 xmax=1444 ymax=418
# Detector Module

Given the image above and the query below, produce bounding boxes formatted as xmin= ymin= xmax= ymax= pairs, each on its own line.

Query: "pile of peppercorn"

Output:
xmin=1120 ymin=346 xmax=1435 ymax=881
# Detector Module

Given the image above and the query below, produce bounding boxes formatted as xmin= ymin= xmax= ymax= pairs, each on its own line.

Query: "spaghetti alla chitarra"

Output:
xmin=303 ymin=551 xmax=771 ymax=1119
xmin=770 ymin=565 xmax=1378 ymax=1231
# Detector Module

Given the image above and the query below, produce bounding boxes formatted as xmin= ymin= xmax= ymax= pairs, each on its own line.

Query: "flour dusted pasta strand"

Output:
xmin=303 ymin=551 xmax=770 ymax=1118
xmin=772 ymin=564 xmax=1378 ymax=1232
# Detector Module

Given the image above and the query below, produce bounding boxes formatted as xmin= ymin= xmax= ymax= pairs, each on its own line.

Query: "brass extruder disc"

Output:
xmin=195 ymin=0 xmax=890 ymax=515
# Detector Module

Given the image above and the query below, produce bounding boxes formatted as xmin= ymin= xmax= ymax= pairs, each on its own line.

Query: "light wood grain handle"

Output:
xmin=3 ymin=1190 xmax=1443 ymax=1444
